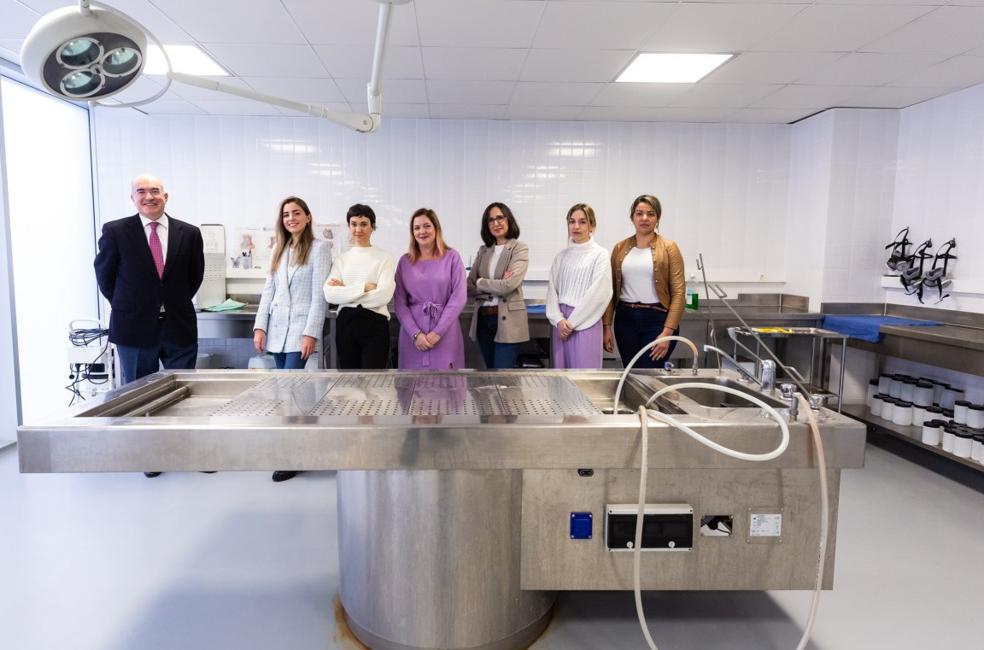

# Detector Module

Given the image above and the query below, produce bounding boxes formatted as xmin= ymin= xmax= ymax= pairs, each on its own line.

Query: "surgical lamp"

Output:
xmin=20 ymin=0 xmax=410 ymax=133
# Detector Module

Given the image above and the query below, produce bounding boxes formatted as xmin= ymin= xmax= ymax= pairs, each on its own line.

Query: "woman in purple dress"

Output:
xmin=394 ymin=208 xmax=467 ymax=370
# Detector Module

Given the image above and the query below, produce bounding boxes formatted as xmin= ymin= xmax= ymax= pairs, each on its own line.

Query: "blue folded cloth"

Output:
xmin=526 ymin=303 xmax=546 ymax=315
xmin=822 ymin=315 xmax=942 ymax=343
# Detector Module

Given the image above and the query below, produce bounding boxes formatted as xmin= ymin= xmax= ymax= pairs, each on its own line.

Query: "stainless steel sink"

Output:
xmin=568 ymin=376 xmax=686 ymax=414
xmin=650 ymin=375 xmax=788 ymax=410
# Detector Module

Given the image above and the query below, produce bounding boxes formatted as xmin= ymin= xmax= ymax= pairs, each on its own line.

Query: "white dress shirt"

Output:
xmin=139 ymin=213 xmax=169 ymax=264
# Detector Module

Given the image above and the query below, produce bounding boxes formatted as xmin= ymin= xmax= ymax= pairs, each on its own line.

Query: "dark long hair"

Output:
xmin=270 ymin=196 xmax=314 ymax=273
xmin=480 ymin=202 xmax=520 ymax=247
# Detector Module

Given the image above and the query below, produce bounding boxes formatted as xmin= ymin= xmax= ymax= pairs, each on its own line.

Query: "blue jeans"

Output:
xmin=116 ymin=336 xmax=198 ymax=384
xmin=271 ymin=352 xmax=306 ymax=369
xmin=476 ymin=314 xmax=521 ymax=369
xmin=612 ymin=303 xmax=678 ymax=369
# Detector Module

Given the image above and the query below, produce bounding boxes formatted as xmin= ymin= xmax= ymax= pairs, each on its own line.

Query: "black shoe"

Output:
xmin=200 ymin=471 xmax=217 ymax=474
xmin=272 ymin=470 xmax=299 ymax=482
xmin=144 ymin=472 xmax=162 ymax=478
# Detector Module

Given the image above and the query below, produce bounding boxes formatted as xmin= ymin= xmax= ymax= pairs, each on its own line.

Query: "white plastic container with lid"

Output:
xmin=942 ymin=427 xmax=956 ymax=453
xmin=953 ymin=431 xmax=973 ymax=458
xmin=912 ymin=404 xmax=931 ymax=427
xmin=866 ymin=379 xmax=879 ymax=407
xmin=953 ymin=400 xmax=971 ymax=425
xmin=888 ymin=376 xmax=904 ymax=399
xmin=967 ymin=404 xmax=984 ymax=429
xmin=931 ymin=381 xmax=947 ymax=405
xmin=913 ymin=381 xmax=934 ymax=407
xmin=881 ymin=399 xmax=896 ymax=422
xmin=870 ymin=395 xmax=885 ymax=417
xmin=878 ymin=374 xmax=892 ymax=394
xmin=900 ymin=380 xmax=916 ymax=403
xmin=941 ymin=388 xmax=964 ymax=410
xmin=891 ymin=400 xmax=913 ymax=426
xmin=921 ymin=421 xmax=942 ymax=446
xmin=971 ymin=435 xmax=984 ymax=463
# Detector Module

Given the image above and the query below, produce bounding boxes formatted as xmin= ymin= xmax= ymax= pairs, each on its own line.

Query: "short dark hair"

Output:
xmin=480 ymin=202 xmax=520 ymax=247
xmin=346 ymin=203 xmax=376 ymax=228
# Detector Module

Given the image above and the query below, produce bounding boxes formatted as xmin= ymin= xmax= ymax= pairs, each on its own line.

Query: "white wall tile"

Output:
xmin=92 ymin=113 xmax=792 ymax=285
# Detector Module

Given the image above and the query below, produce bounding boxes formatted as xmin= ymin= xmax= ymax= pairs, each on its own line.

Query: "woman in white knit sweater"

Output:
xmin=323 ymin=204 xmax=396 ymax=369
xmin=545 ymin=203 xmax=613 ymax=369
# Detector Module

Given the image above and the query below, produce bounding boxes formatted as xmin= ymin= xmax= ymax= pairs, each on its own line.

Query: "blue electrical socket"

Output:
xmin=570 ymin=512 xmax=592 ymax=539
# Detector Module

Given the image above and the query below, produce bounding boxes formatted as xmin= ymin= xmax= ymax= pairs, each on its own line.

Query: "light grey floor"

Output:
xmin=1 ymin=444 xmax=981 ymax=650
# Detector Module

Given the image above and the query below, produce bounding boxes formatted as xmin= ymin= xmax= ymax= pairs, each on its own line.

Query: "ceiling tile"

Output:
xmin=421 ymin=47 xmax=527 ymax=81
xmin=380 ymin=104 xmax=430 ymax=119
xmin=203 ymin=44 xmax=326 ymax=77
xmin=191 ymin=98 xmax=285 ymax=116
xmin=155 ymin=0 xmax=304 ymax=44
xmin=103 ymin=0 xmax=196 ymax=43
xmin=426 ymin=80 xmax=515 ymax=104
xmin=283 ymin=0 xmax=419 ymax=46
xmin=335 ymin=78 xmax=427 ymax=104
xmin=314 ymin=45 xmax=423 ymax=80
xmin=844 ymin=86 xmax=953 ymax=109
xmin=702 ymin=52 xmax=845 ymax=84
xmin=727 ymin=107 xmax=818 ymax=124
xmin=0 ymin=38 xmax=22 ymax=62
xmin=511 ymin=82 xmax=604 ymax=106
xmin=242 ymin=77 xmax=346 ymax=104
xmin=520 ymin=50 xmax=635 ymax=83
xmin=861 ymin=7 xmax=984 ymax=56
xmin=641 ymin=3 xmax=806 ymax=53
xmin=889 ymin=55 xmax=984 ymax=88
xmin=670 ymin=83 xmax=785 ymax=109
xmin=591 ymin=83 xmax=693 ymax=107
xmin=0 ymin=2 xmax=39 ymax=39
xmin=415 ymin=0 xmax=543 ymax=48
xmin=533 ymin=2 xmax=677 ymax=50
xmin=428 ymin=105 xmax=507 ymax=120
xmin=750 ymin=84 xmax=863 ymax=109
xmin=748 ymin=4 xmax=934 ymax=52
xmin=505 ymin=105 xmax=586 ymax=121
xmin=580 ymin=106 xmax=735 ymax=123
xmin=799 ymin=53 xmax=948 ymax=86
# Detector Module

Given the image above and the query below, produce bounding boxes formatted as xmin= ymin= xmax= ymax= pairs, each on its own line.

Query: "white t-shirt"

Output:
xmin=619 ymin=246 xmax=660 ymax=304
xmin=482 ymin=244 xmax=506 ymax=307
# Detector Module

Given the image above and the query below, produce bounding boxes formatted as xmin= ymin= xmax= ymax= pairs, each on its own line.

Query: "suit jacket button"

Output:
xmin=501 ymin=315 xmax=506 ymax=320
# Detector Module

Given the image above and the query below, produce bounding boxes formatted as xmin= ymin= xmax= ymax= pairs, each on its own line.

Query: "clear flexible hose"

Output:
xmin=617 ymin=336 xmax=830 ymax=650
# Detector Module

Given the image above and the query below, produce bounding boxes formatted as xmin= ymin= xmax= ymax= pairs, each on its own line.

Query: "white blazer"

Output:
xmin=253 ymin=239 xmax=331 ymax=353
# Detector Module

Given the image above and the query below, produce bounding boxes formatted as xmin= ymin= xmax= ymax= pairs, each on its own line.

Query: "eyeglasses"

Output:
xmin=487 ymin=215 xmax=507 ymax=224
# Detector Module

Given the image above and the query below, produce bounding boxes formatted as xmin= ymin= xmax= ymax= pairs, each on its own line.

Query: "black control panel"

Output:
xmin=605 ymin=506 xmax=694 ymax=551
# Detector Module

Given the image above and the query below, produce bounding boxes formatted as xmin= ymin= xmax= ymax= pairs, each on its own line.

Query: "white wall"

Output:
xmin=92 ymin=112 xmax=792 ymax=289
xmin=890 ymin=83 xmax=984 ymax=312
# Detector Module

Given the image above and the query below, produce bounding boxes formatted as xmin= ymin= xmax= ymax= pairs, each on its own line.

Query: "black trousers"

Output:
xmin=336 ymin=306 xmax=390 ymax=369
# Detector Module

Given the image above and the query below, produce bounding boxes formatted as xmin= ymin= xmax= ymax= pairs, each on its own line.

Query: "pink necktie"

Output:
xmin=149 ymin=221 xmax=164 ymax=279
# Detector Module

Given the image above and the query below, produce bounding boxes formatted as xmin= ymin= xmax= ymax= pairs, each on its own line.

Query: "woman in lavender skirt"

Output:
xmin=394 ymin=208 xmax=467 ymax=370
xmin=545 ymin=203 xmax=613 ymax=369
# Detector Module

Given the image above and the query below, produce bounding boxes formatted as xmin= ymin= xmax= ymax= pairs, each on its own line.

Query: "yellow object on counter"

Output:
xmin=753 ymin=327 xmax=795 ymax=334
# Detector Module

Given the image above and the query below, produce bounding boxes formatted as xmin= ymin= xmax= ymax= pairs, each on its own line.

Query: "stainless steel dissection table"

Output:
xmin=18 ymin=369 xmax=866 ymax=650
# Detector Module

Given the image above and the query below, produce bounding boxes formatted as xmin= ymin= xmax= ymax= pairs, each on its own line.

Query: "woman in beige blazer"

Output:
xmin=602 ymin=194 xmax=686 ymax=368
xmin=467 ymin=202 xmax=529 ymax=368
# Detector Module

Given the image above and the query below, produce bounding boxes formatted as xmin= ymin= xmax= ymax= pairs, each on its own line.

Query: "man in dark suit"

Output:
xmin=94 ymin=174 xmax=204 ymax=387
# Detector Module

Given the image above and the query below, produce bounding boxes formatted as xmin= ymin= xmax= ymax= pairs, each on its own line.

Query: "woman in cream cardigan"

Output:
xmin=602 ymin=194 xmax=686 ymax=368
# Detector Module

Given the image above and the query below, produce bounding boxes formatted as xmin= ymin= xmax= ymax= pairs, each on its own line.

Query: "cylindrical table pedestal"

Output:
xmin=337 ymin=469 xmax=556 ymax=650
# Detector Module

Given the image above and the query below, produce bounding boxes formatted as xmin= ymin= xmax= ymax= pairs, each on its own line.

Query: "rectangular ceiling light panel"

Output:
xmin=617 ymin=53 xmax=732 ymax=83
xmin=144 ymin=45 xmax=228 ymax=76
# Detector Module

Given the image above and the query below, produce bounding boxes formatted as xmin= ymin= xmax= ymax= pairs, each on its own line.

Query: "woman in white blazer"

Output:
xmin=253 ymin=196 xmax=330 ymax=482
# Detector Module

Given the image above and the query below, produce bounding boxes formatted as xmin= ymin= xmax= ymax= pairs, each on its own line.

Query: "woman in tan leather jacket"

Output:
xmin=602 ymin=194 xmax=686 ymax=368
xmin=467 ymin=202 xmax=529 ymax=368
